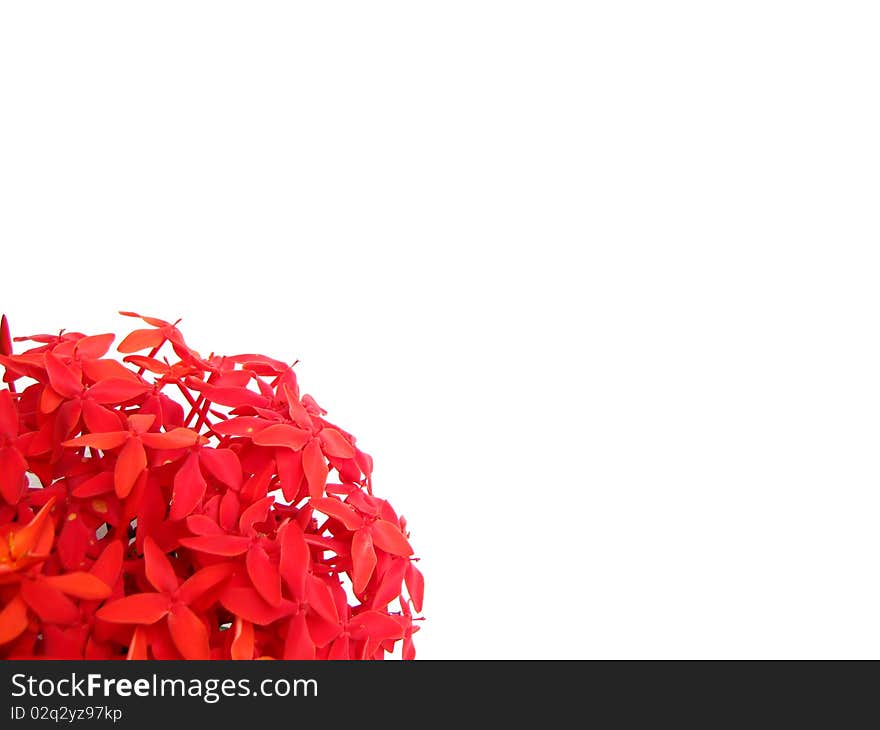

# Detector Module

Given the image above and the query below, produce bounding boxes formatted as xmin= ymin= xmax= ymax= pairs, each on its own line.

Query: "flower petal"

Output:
xmin=87 ymin=377 xmax=151 ymax=405
xmin=82 ymin=358 xmax=138 ymax=382
xmin=44 ymin=572 xmax=112 ymax=600
xmin=20 ymin=579 xmax=80 ymax=624
xmin=0 ymin=314 xmax=11 ymax=358
xmin=44 ymin=353 xmax=82 ymax=398
xmin=10 ymin=497 xmax=56 ymax=560
xmin=283 ymin=612 xmax=315 ymax=660
xmin=274 ymin=448 xmax=304 ymax=502
xmin=126 ymin=626 xmax=149 ymax=660
xmin=306 ymin=612 xmax=342 ymax=648
xmin=246 ymin=545 xmax=282 ymax=607
xmin=144 ymin=536 xmax=179 ymax=594
xmin=230 ymin=617 xmax=254 ymax=660
xmin=53 ymin=399 xmax=82 ymax=440
xmin=114 ymin=437 xmax=146 ymax=499
xmin=176 ymin=562 xmax=235 ymax=605
xmin=81 ymin=400 xmax=123 ymax=434
xmin=0 ymin=353 xmax=45 ymax=381
xmin=306 ymin=574 xmax=339 ymax=625
xmin=318 ymin=428 xmax=355 ymax=458
xmin=370 ymin=520 xmax=414 ymax=557
xmin=348 ymin=610 xmax=405 ymax=642
xmin=140 ymin=427 xmax=201 ymax=450
xmin=403 ymin=634 xmax=416 ymax=660
xmin=351 ymin=530 xmax=376 ymax=595
xmin=90 ymin=540 xmax=124 ymax=588
xmin=127 ymin=414 xmax=156 ymax=434
xmin=219 ymin=586 xmax=291 ymax=626
xmin=210 ymin=416 xmax=272 ymax=437
xmin=198 ymin=448 xmax=242 ymax=490
xmin=284 ymin=387 xmax=313 ymax=430
xmin=63 ymin=432 xmax=127 ymax=450
xmin=328 ymin=634 xmax=350 ymax=660
xmin=118 ymin=311 xmax=171 ymax=328
xmin=96 ymin=592 xmax=171 ymax=624
xmin=310 ymin=497 xmax=363 ymax=531
xmin=40 ymin=385 xmax=64 ymax=413
xmin=372 ymin=557 xmax=408 ymax=610
xmin=302 ymin=438 xmax=327 ymax=499
xmin=170 ymin=452 xmax=206 ymax=521
xmin=0 ymin=389 xmax=19 ymax=439
xmin=238 ymin=496 xmax=274 ymax=536
xmin=70 ymin=471 xmax=115 ymax=498
xmin=252 ymin=423 xmax=311 ymax=450
xmin=122 ymin=355 xmax=170 ymax=374
xmin=167 ymin=604 xmax=210 ymax=660
xmin=0 ymin=445 xmax=27 ymax=505
xmin=75 ymin=333 xmax=115 ymax=359
xmin=0 ymin=595 xmax=29 ymax=646
xmin=117 ymin=328 xmax=165 ymax=354
xmin=219 ymin=490 xmax=241 ymax=533
xmin=185 ymin=514 xmax=223 ymax=536
xmin=279 ymin=521 xmax=309 ymax=599
xmin=178 ymin=534 xmax=250 ymax=556
xmin=405 ymin=562 xmax=424 ymax=613
xmin=56 ymin=513 xmax=92 ymax=570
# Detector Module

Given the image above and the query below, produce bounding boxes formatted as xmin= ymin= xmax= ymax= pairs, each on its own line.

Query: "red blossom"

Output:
xmin=0 ymin=312 xmax=422 ymax=659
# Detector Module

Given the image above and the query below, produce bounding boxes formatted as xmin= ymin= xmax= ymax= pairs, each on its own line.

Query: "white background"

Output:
xmin=1 ymin=2 xmax=879 ymax=658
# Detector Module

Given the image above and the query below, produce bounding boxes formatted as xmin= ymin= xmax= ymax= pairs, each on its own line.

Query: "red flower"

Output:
xmin=97 ymin=537 xmax=232 ymax=659
xmin=310 ymin=494 xmax=413 ymax=594
xmin=180 ymin=495 xmax=282 ymax=606
xmin=63 ymin=415 xmax=203 ymax=499
xmin=0 ymin=498 xmax=112 ymax=649
xmin=0 ymin=312 xmax=422 ymax=659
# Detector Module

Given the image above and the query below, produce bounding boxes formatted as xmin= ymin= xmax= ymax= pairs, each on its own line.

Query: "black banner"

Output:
xmin=0 ymin=660 xmax=875 ymax=725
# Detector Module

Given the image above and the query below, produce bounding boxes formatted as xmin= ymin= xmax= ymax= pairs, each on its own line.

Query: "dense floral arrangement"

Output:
xmin=0 ymin=312 xmax=422 ymax=659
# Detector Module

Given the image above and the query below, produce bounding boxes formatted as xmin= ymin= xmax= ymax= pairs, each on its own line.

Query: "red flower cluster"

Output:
xmin=0 ymin=312 xmax=422 ymax=659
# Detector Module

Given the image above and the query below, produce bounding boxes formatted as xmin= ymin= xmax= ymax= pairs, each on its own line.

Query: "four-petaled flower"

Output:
xmin=96 ymin=537 xmax=233 ymax=659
